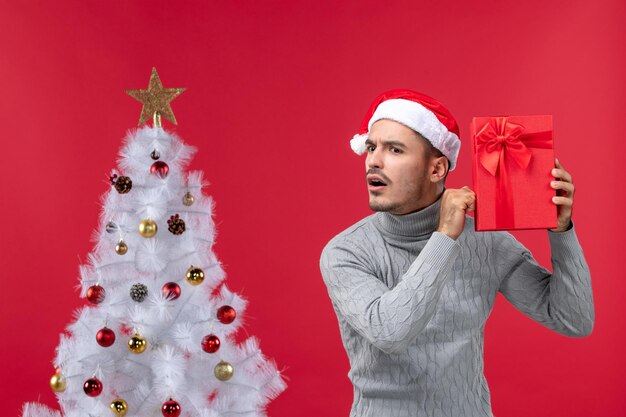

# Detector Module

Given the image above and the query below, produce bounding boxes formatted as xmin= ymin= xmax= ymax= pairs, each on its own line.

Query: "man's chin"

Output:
xmin=369 ymin=198 xmax=395 ymax=212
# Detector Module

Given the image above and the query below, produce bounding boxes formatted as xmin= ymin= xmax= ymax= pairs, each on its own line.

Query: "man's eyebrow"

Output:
xmin=365 ymin=138 xmax=408 ymax=149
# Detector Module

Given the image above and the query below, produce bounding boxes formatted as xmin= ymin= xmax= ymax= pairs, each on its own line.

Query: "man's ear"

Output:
xmin=429 ymin=156 xmax=448 ymax=183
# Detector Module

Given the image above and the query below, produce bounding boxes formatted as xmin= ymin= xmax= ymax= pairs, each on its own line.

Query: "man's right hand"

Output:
xmin=437 ymin=186 xmax=476 ymax=240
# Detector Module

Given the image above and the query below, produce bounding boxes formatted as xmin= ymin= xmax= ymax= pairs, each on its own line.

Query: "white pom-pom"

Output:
xmin=350 ymin=133 xmax=368 ymax=155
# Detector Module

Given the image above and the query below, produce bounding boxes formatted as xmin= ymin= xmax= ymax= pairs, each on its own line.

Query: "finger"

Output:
xmin=552 ymin=167 xmax=572 ymax=183
xmin=465 ymin=193 xmax=476 ymax=211
xmin=552 ymin=167 xmax=568 ymax=179
xmin=551 ymin=181 xmax=575 ymax=194
xmin=552 ymin=196 xmax=573 ymax=206
xmin=461 ymin=186 xmax=475 ymax=196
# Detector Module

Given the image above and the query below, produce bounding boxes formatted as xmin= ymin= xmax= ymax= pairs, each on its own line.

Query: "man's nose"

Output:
xmin=366 ymin=148 xmax=383 ymax=169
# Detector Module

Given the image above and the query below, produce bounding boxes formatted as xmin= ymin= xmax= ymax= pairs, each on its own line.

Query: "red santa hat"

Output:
xmin=350 ymin=89 xmax=461 ymax=170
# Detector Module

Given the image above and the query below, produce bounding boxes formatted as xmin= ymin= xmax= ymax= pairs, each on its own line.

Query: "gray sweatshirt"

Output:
xmin=319 ymin=196 xmax=594 ymax=417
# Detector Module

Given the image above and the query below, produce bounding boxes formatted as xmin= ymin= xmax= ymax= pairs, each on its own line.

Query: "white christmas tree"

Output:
xmin=22 ymin=68 xmax=286 ymax=417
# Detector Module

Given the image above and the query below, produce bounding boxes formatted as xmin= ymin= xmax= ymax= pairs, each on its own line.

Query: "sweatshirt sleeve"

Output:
xmin=496 ymin=222 xmax=595 ymax=337
xmin=320 ymin=231 xmax=460 ymax=354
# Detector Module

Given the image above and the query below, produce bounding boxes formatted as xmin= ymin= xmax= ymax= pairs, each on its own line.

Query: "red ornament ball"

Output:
xmin=162 ymin=282 xmax=181 ymax=300
xmin=96 ymin=327 xmax=116 ymax=347
xmin=217 ymin=305 xmax=236 ymax=324
xmin=83 ymin=377 xmax=103 ymax=397
xmin=201 ymin=334 xmax=221 ymax=353
xmin=86 ymin=285 xmax=106 ymax=305
xmin=162 ymin=399 xmax=181 ymax=417
xmin=150 ymin=161 xmax=169 ymax=179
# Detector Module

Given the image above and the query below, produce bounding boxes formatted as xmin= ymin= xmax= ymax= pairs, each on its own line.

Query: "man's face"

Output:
xmin=365 ymin=119 xmax=435 ymax=215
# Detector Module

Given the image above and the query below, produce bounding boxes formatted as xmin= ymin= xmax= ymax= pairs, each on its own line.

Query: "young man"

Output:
xmin=319 ymin=89 xmax=594 ymax=417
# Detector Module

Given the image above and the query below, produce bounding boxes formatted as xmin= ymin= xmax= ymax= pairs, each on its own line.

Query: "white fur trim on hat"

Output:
xmin=352 ymin=98 xmax=461 ymax=170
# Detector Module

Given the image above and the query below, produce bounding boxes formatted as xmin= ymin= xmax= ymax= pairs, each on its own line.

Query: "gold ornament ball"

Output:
xmin=186 ymin=266 xmax=205 ymax=286
xmin=138 ymin=219 xmax=158 ymax=238
xmin=50 ymin=371 xmax=66 ymax=393
xmin=115 ymin=240 xmax=128 ymax=255
xmin=128 ymin=334 xmax=147 ymax=354
xmin=110 ymin=398 xmax=128 ymax=416
xmin=183 ymin=191 xmax=195 ymax=206
xmin=214 ymin=361 xmax=234 ymax=381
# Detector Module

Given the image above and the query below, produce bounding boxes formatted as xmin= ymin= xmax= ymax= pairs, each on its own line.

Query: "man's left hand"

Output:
xmin=550 ymin=158 xmax=575 ymax=232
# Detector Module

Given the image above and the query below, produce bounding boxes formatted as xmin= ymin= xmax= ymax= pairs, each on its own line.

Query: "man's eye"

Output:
xmin=391 ymin=147 xmax=402 ymax=154
xmin=366 ymin=145 xmax=376 ymax=152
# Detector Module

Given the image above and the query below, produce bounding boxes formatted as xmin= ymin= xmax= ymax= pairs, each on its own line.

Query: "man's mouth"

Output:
xmin=367 ymin=175 xmax=388 ymax=190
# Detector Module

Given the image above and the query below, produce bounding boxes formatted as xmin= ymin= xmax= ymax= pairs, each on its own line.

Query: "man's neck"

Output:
xmin=390 ymin=188 xmax=445 ymax=216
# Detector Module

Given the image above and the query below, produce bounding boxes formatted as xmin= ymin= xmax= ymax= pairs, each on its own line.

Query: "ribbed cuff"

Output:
xmin=418 ymin=231 xmax=461 ymax=271
xmin=548 ymin=220 xmax=584 ymax=260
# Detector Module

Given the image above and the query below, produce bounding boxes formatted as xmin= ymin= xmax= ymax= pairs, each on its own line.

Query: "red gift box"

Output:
xmin=470 ymin=115 xmax=558 ymax=231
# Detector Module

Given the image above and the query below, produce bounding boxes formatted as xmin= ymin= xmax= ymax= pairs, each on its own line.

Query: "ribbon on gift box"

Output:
xmin=475 ymin=117 xmax=553 ymax=228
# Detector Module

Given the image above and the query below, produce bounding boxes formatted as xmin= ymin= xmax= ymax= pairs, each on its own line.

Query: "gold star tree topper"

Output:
xmin=126 ymin=68 xmax=185 ymax=127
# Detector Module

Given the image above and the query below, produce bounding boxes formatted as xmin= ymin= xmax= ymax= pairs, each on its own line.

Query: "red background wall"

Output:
xmin=1 ymin=1 xmax=624 ymax=416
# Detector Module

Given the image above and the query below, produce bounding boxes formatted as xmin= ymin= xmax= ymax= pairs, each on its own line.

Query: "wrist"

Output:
xmin=437 ymin=226 xmax=458 ymax=240
xmin=549 ymin=219 xmax=573 ymax=233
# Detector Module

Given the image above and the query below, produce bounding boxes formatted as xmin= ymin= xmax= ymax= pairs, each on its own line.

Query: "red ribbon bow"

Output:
xmin=476 ymin=117 xmax=534 ymax=176
xmin=475 ymin=117 xmax=553 ymax=228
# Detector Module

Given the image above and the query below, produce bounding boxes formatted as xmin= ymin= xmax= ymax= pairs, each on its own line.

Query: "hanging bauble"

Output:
xmin=185 ymin=266 xmax=204 ymax=286
xmin=50 ymin=369 xmax=66 ymax=393
xmin=182 ymin=192 xmax=195 ymax=206
xmin=115 ymin=240 xmax=128 ymax=255
xmin=86 ymin=285 xmax=106 ymax=305
xmin=217 ymin=305 xmax=236 ymax=324
xmin=106 ymin=221 xmax=117 ymax=233
xmin=130 ymin=283 xmax=148 ymax=302
xmin=201 ymin=334 xmax=220 ymax=353
xmin=128 ymin=333 xmax=147 ymax=354
xmin=150 ymin=161 xmax=169 ymax=179
xmin=167 ymin=214 xmax=185 ymax=235
xmin=110 ymin=398 xmax=128 ymax=416
xmin=162 ymin=282 xmax=181 ymax=300
xmin=114 ymin=176 xmax=133 ymax=194
xmin=151 ymin=149 xmax=160 ymax=160
xmin=214 ymin=361 xmax=234 ymax=381
xmin=96 ymin=327 xmax=116 ymax=347
xmin=83 ymin=377 xmax=103 ymax=397
xmin=138 ymin=219 xmax=158 ymax=238
xmin=161 ymin=399 xmax=181 ymax=417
